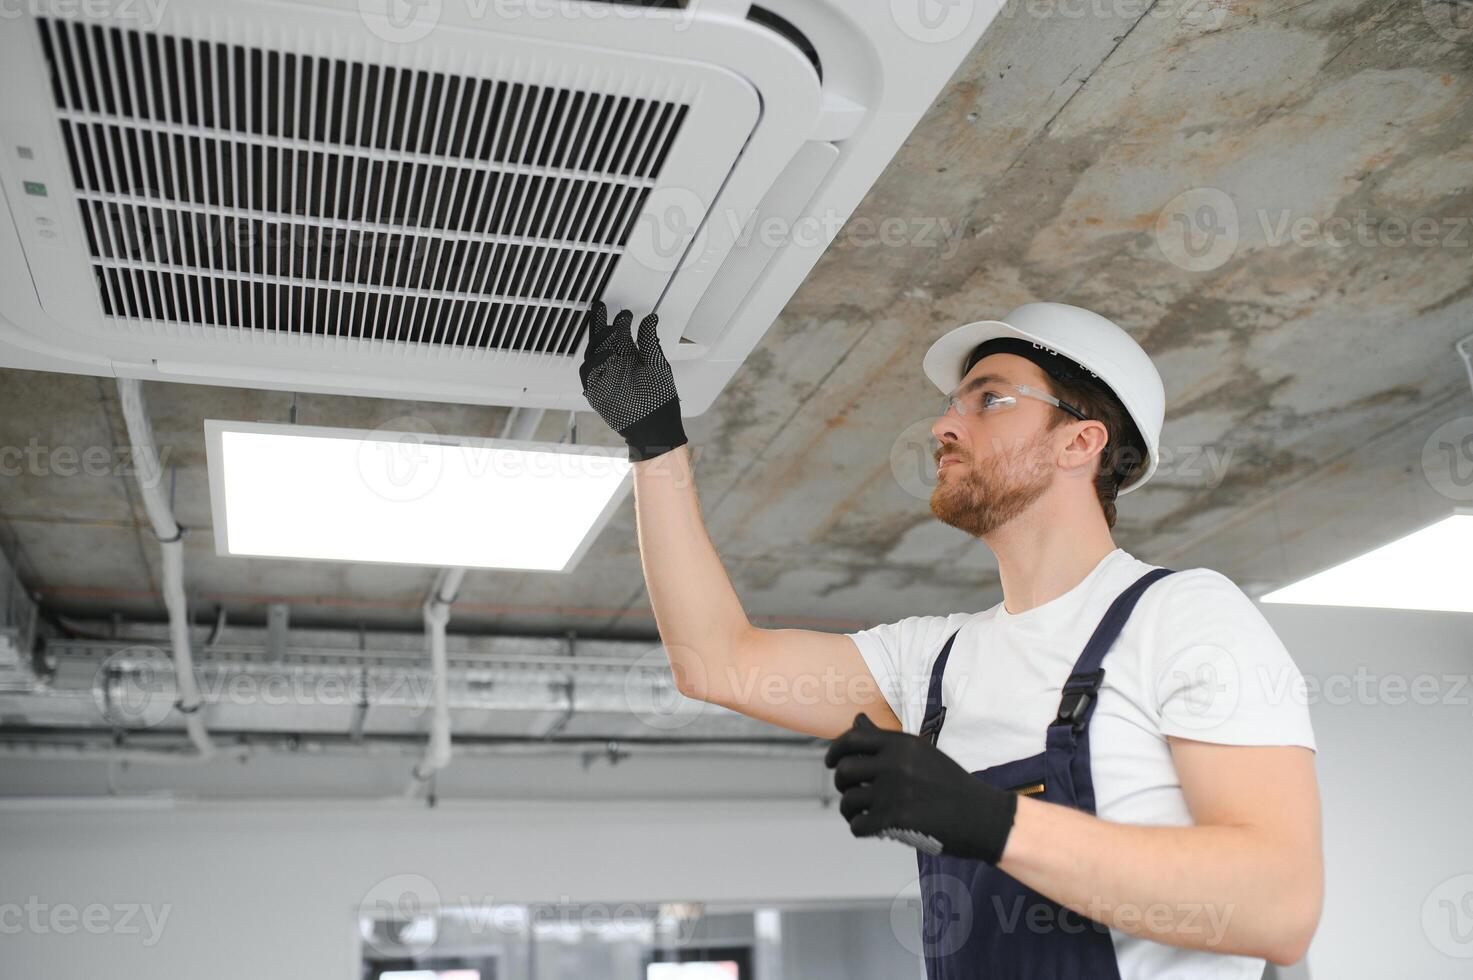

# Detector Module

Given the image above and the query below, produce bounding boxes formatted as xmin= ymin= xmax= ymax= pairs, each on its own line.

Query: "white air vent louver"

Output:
xmin=38 ymin=16 xmax=689 ymax=355
xmin=1 ymin=0 xmax=1004 ymax=414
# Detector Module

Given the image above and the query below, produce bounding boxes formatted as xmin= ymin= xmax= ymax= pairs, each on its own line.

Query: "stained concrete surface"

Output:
xmin=2 ymin=0 xmax=1470 ymax=640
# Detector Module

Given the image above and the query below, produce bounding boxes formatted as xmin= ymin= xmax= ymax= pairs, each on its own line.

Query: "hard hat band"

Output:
xmin=963 ymin=337 xmax=1107 ymax=395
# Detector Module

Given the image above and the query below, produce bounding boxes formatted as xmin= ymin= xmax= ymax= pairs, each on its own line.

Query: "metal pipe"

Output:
xmin=0 ymin=736 xmax=818 ymax=763
xmin=116 ymin=378 xmax=215 ymax=760
xmin=406 ymin=567 xmax=466 ymax=796
xmin=33 ymin=586 xmax=871 ymax=632
xmin=500 ymin=406 xmax=547 ymax=442
xmin=0 ymin=741 xmax=251 ymax=765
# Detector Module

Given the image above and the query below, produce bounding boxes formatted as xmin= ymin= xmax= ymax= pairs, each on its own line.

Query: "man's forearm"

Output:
xmin=997 ymin=797 xmax=1320 ymax=964
xmin=632 ymin=446 xmax=751 ymax=697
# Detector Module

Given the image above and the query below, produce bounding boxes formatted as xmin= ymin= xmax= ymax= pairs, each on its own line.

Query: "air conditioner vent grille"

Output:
xmin=35 ymin=17 xmax=691 ymax=354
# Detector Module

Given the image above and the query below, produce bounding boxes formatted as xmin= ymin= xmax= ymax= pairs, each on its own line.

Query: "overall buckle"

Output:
xmin=1054 ymin=668 xmax=1106 ymax=730
xmin=918 ymin=706 xmax=947 ymax=746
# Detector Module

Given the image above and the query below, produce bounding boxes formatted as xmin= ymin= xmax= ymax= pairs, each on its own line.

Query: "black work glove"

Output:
xmin=825 ymin=713 xmax=1018 ymax=863
xmin=578 ymin=300 xmax=688 ymax=463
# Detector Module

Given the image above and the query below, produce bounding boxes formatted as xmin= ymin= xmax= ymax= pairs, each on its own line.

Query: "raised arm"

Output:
xmin=633 ymin=445 xmax=899 ymax=738
xmin=578 ymin=301 xmax=899 ymax=739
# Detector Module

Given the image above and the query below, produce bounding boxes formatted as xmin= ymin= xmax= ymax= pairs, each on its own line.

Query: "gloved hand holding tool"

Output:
xmin=579 ymin=299 xmax=688 ymax=462
xmin=825 ymin=712 xmax=1018 ymax=863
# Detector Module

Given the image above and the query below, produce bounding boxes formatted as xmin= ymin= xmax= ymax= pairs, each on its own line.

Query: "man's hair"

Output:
xmin=1039 ymin=375 xmax=1147 ymax=529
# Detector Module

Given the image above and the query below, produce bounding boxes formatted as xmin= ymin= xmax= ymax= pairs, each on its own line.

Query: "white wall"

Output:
xmin=1 ymin=603 xmax=1468 ymax=980
xmin=1258 ymin=602 xmax=1473 ymax=980
xmin=0 ymin=798 xmax=920 ymax=980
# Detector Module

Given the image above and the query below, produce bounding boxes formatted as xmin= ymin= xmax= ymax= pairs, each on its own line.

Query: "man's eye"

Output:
xmin=981 ymin=391 xmax=1005 ymax=408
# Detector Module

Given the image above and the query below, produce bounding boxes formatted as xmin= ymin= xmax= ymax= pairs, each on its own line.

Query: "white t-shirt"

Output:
xmin=847 ymin=547 xmax=1316 ymax=980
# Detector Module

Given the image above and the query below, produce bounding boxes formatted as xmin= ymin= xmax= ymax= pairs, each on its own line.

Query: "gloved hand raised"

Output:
xmin=825 ymin=712 xmax=1018 ymax=863
xmin=578 ymin=299 xmax=688 ymax=463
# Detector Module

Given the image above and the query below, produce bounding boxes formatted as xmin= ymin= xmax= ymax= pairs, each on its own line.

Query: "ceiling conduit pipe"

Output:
xmin=406 ymin=567 xmax=465 ymax=797
xmin=116 ymin=378 xmax=215 ymax=761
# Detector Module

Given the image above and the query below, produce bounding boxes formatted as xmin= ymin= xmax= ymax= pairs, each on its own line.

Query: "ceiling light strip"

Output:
xmin=1260 ymin=514 xmax=1473 ymax=614
xmin=205 ymin=421 xmax=633 ymax=571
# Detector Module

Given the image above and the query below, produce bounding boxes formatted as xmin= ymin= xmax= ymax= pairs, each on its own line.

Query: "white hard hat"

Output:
xmin=922 ymin=302 xmax=1166 ymax=494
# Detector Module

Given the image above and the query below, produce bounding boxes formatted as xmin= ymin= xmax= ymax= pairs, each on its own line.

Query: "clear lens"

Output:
xmin=943 ymin=382 xmax=1079 ymax=419
xmin=944 ymin=386 xmax=1020 ymax=417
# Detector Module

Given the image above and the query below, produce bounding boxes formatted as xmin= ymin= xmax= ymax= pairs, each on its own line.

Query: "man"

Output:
xmin=579 ymin=299 xmax=1322 ymax=979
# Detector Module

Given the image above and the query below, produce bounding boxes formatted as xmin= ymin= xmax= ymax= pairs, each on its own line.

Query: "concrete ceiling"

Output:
xmin=3 ymin=0 xmax=1471 ymax=644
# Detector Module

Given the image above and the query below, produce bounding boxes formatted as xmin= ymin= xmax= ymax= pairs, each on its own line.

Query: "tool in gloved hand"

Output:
xmin=825 ymin=712 xmax=1018 ymax=863
xmin=578 ymin=300 xmax=689 ymax=463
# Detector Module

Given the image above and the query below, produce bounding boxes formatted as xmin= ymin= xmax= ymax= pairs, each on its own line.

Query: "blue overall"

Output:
xmin=914 ymin=567 xmax=1177 ymax=979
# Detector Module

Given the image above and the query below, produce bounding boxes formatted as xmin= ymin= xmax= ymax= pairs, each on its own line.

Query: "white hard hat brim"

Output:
xmin=923 ymin=319 xmax=1026 ymax=395
xmin=922 ymin=318 xmax=1159 ymax=494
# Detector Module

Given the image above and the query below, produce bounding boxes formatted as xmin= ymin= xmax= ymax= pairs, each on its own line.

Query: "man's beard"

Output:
xmin=930 ymin=430 xmax=1055 ymax=537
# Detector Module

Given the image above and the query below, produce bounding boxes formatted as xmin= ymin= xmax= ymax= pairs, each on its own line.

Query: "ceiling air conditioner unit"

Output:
xmin=0 ymin=0 xmax=1002 ymax=414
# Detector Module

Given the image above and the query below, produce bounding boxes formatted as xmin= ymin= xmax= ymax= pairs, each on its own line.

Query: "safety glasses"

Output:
xmin=943 ymin=381 xmax=1088 ymax=421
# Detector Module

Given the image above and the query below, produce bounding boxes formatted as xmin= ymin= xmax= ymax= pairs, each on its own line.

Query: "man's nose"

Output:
xmin=932 ymin=409 xmax=964 ymax=446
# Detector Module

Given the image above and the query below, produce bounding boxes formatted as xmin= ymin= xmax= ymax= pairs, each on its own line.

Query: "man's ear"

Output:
xmin=1056 ymin=419 xmax=1109 ymax=480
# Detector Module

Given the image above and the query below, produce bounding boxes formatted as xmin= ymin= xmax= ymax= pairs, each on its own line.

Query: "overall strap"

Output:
xmin=1053 ymin=567 xmax=1176 ymax=732
xmin=918 ymin=627 xmax=962 ymax=746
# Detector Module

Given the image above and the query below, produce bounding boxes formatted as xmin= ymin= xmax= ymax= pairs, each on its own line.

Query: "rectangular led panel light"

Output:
xmin=204 ymin=420 xmax=632 ymax=572
xmin=1259 ymin=513 xmax=1473 ymax=614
